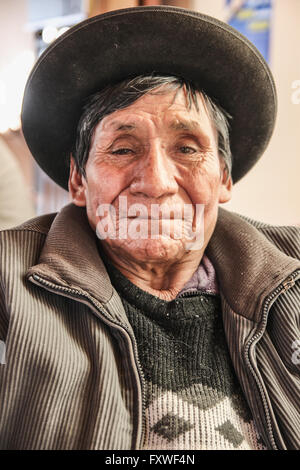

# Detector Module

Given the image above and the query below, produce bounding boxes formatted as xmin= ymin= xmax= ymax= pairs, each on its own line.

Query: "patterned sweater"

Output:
xmin=102 ymin=254 xmax=266 ymax=450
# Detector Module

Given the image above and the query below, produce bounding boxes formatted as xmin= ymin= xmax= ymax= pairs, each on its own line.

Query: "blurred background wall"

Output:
xmin=0 ymin=0 xmax=299 ymax=228
xmin=223 ymin=0 xmax=300 ymax=226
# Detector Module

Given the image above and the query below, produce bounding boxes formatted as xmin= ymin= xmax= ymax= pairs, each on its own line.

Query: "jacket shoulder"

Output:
xmin=0 ymin=212 xmax=58 ymax=271
xmin=0 ymin=212 xmax=57 ymax=236
xmin=235 ymin=212 xmax=300 ymax=260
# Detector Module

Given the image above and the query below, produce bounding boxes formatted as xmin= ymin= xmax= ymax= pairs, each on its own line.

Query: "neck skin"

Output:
xmin=100 ymin=243 xmax=206 ymax=301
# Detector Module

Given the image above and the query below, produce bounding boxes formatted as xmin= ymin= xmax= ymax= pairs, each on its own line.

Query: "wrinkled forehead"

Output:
xmin=96 ymin=85 xmax=214 ymax=134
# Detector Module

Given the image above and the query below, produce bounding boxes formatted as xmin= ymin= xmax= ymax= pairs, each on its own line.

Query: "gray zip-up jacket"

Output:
xmin=0 ymin=204 xmax=299 ymax=450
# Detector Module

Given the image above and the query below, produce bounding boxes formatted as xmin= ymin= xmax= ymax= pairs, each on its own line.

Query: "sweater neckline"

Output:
xmin=99 ymin=246 xmax=220 ymax=319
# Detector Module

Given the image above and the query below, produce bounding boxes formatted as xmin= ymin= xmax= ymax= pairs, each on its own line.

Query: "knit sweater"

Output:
xmin=101 ymin=253 xmax=266 ymax=450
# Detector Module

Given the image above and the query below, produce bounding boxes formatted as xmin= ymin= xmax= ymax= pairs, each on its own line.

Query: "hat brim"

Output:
xmin=21 ymin=5 xmax=277 ymax=189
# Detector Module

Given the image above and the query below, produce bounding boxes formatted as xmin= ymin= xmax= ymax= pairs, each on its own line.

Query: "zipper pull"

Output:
xmin=282 ymin=275 xmax=296 ymax=292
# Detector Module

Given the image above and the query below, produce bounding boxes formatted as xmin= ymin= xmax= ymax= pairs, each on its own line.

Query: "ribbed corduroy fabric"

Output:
xmin=0 ymin=204 xmax=299 ymax=449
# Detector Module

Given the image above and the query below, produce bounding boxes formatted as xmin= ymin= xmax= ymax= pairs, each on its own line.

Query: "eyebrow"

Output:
xmin=169 ymin=119 xmax=200 ymax=132
xmin=108 ymin=121 xmax=136 ymax=131
xmin=108 ymin=119 xmax=200 ymax=132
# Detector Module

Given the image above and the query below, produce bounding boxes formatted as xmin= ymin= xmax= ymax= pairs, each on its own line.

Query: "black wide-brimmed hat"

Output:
xmin=21 ymin=5 xmax=277 ymax=189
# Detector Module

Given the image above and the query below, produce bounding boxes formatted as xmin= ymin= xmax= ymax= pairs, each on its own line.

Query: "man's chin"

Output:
xmin=107 ymin=236 xmax=189 ymax=263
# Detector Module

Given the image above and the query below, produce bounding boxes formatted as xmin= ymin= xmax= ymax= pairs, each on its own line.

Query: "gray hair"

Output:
xmin=72 ymin=75 xmax=232 ymax=178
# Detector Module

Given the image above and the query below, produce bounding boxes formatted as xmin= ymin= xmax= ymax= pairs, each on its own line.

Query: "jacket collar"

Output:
xmin=206 ymin=208 xmax=300 ymax=321
xmin=27 ymin=203 xmax=299 ymax=323
xmin=27 ymin=204 xmax=113 ymax=305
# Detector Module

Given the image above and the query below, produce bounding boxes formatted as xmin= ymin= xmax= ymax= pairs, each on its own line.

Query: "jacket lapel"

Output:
xmin=26 ymin=203 xmax=113 ymax=303
xmin=206 ymin=207 xmax=300 ymax=322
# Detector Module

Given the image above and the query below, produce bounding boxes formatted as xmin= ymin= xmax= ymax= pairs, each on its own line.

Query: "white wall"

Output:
xmin=191 ymin=0 xmax=225 ymax=20
xmin=0 ymin=0 xmax=33 ymax=71
xmin=0 ymin=0 xmax=35 ymax=131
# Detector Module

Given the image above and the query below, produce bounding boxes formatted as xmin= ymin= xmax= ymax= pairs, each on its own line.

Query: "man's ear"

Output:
xmin=218 ymin=162 xmax=233 ymax=204
xmin=68 ymin=156 xmax=87 ymax=207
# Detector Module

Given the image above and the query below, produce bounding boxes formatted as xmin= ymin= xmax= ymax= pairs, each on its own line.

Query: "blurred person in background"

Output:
xmin=0 ymin=137 xmax=35 ymax=229
xmin=0 ymin=6 xmax=299 ymax=451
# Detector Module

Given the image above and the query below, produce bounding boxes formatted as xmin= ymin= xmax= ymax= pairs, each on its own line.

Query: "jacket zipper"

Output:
xmin=243 ymin=269 xmax=300 ymax=450
xmin=29 ymin=274 xmax=147 ymax=450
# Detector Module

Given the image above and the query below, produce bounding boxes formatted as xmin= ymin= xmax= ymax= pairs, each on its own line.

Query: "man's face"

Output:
xmin=69 ymin=86 xmax=232 ymax=263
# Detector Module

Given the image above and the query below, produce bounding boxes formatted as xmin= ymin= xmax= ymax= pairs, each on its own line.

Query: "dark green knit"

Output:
xmin=101 ymin=252 xmax=265 ymax=449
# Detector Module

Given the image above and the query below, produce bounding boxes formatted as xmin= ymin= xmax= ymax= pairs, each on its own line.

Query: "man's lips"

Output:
xmin=119 ymin=216 xmax=189 ymax=220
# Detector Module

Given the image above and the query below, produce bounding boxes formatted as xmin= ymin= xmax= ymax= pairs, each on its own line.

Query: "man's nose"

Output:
xmin=129 ymin=143 xmax=178 ymax=199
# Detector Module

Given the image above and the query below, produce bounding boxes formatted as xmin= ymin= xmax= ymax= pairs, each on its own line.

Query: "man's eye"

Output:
xmin=111 ymin=148 xmax=134 ymax=155
xmin=178 ymin=146 xmax=196 ymax=154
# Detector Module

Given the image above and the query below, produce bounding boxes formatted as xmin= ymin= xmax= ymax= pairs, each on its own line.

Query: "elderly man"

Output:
xmin=0 ymin=7 xmax=299 ymax=450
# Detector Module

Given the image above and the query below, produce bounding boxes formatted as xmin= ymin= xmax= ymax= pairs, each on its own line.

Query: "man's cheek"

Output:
xmin=188 ymin=182 xmax=214 ymax=207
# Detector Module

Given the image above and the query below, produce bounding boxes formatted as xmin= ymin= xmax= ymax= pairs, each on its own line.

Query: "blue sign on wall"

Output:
xmin=226 ymin=0 xmax=272 ymax=62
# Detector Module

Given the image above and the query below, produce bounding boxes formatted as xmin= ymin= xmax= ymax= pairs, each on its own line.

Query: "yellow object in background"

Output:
xmin=248 ymin=20 xmax=269 ymax=32
xmin=236 ymin=8 xmax=254 ymax=20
